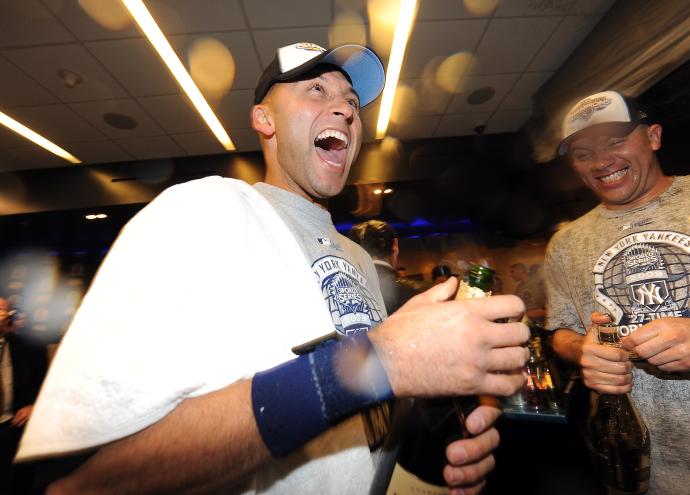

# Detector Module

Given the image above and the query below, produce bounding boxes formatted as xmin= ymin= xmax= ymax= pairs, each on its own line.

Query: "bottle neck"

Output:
xmin=467 ymin=263 xmax=494 ymax=292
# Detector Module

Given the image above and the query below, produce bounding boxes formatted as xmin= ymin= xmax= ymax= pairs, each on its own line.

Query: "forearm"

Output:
xmin=551 ymin=328 xmax=585 ymax=365
xmin=47 ymin=332 xmax=393 ymax=495
xmin=48 ymin=379 xmax=270 ymax=495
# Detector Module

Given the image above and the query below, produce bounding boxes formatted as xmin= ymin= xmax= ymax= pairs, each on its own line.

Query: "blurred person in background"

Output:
xmin=349 ymin=220 xmax=429 ymax=314
xmin=432 ymin=264 xmax=453 ymax=285
xmin=545 ymin=90 xmax=690 ymax=493
xmin=0 ymin=297 xmax=47 ymax=495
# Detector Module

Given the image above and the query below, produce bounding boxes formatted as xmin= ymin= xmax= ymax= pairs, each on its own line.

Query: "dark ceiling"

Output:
xmin=3 ymin=53 xmax=690 ymax=256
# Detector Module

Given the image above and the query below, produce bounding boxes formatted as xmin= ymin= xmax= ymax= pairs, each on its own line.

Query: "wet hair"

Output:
xmin=348 ymin=220 xmax=397 ymax=259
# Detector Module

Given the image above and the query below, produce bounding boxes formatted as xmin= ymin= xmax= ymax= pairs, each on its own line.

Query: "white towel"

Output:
xmin=17 ymin=177 xmax=335 ymax=460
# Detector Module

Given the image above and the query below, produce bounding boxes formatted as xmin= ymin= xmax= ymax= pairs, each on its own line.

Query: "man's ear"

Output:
xmin=648 ymin=123 xmax=662 ymax=151
xmin=252 ymin=105 xmax=274 ymax=137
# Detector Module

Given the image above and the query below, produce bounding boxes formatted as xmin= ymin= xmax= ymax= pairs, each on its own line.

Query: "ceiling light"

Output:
xmin=122 ymin=0 xmax=235 ymax=151
xmin=375 ymin=0 xmax=418 ymax=139
xmin=0 ymin=111 xmax=81 ymax=164
xmin=85 ymin=213 xmax=108 ymax=220
xmin=373 ymin=188 xmax=383 ymax=195
xmin=383 ymin=188 xmax=393 ymax=194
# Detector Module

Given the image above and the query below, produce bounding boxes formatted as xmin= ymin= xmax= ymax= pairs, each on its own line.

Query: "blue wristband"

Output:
xmin=251 ymin=332 xmax=394 ymax=457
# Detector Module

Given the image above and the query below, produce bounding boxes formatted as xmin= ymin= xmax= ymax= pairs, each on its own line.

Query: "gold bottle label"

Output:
xmin=455 ymin=280 xmax=490 ymax=300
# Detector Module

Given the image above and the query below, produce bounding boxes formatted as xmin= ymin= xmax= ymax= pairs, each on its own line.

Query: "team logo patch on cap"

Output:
xmin=567 ymin=95 xmax=612 ymax=124
xmin=295 ymin=42 xmax=326 ymax=52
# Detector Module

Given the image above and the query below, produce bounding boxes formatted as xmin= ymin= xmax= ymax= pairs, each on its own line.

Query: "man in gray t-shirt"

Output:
xmin=546 ymin=90 xmax=690 ymax=494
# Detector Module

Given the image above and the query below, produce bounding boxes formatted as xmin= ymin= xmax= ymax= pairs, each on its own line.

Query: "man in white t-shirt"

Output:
xmin=25 ymin=43 xmax=529 ymax=495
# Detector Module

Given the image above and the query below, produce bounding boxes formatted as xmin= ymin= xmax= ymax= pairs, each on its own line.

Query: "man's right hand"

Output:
xmin=580 ymin=312 xmax=632 ymax=394
xmin=369 ymin=277 xmax=529 ymax=399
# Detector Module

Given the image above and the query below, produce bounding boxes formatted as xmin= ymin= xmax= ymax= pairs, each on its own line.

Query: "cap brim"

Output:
xmin=265 ymin=45 xmax=384 ymax=108
xmin=557 ymin=122 xmax=638 ymax=156
xmin=320 ymin=45 xmax=385 ymax=108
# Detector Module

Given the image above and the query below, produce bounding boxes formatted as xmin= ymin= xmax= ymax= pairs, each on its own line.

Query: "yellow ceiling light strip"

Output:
xmin=122 ymin=0 xmax=235 ymax=151
xmin=0 ymin=111 xmax=81 ymax=164
xmin=376 ymin=0 xmax=418 ymax=139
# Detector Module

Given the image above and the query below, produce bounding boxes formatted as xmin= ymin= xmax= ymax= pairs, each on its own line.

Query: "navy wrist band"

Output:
xmin=251 ymin=332 xmax=394 ymax=457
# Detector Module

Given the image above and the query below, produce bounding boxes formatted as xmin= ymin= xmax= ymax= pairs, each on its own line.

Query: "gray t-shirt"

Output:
xmin=545 ymin=175 xmax=690 ymax=494
xmin=255 ymin=182 xmax=386 ymax=335
xmin=252 ymin=182 xmax=387 ymax=495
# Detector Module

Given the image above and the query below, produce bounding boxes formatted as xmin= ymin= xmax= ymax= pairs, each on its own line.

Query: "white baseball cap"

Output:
xmin=558 ymin=90 xmax=650 ymax=156
xmin=254 ymin=42 xmax=385 ymax=108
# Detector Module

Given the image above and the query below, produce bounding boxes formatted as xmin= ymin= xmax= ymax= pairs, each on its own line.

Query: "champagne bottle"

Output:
xmin=451 ymin=263 xmax=494 ymax=431
xmin=587 ymin=323 xmax=651 ymax=494
xmin=370 ymin=263 xmax=494 ymax=495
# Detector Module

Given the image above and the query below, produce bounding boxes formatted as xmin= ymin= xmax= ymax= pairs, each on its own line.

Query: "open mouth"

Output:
xmin=599 ymin=168 xmax=628 ymax=184
xmin=314 ymin=129 xmax=349 ymax=167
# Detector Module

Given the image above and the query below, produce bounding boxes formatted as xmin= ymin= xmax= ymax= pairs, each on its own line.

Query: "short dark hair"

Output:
xmin=348 ymin=220 xmax=397 ymax=260
xmin=432 ymin=264 xmax=453 ymax=280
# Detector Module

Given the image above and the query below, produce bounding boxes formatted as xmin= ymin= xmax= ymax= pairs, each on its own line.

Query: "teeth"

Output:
xmin=315 ymin=129 xmax=348 ymax=147
xmin=600 ymin=169 xmax=628 ymax=183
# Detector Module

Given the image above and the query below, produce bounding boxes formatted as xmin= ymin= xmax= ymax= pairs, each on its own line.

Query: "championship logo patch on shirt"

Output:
xmin=312 ymin=255 xmax=384 ymax=335
xmin=593 ymin=230 xmax=690 ymax=337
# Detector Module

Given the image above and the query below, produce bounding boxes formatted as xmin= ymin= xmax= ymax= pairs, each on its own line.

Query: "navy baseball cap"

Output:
xmin=254 ymin=42 xmax=385 ymax=108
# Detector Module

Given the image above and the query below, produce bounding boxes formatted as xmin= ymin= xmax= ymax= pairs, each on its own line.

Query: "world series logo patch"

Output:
xmin=593 ymin=231 xmax=690 ymax=337
xmin=312 ymin=255 xmax=384 ymax=335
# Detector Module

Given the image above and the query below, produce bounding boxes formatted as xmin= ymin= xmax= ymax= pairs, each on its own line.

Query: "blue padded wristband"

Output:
xmin=251 ymin=332 xmax=394 ymax=457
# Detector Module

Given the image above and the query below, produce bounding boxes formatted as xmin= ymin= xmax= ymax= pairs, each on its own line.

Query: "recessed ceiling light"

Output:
xmin=103 ymin=112 xmax=138 ymax=130
xmin=383 ymin=188 xmax=393 ymax=194
xmin=373 ymin=188 xmax=383 ymax=195
xmin=467 ymin=87 xmax=495 ymax=105
xmin=0 ymin=111 xmax=81 ymax=164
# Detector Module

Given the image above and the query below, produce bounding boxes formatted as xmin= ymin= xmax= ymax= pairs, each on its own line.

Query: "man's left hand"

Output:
xmin=622 ymin=317 xmax=690 ymax=372
xmin=11 ymin=405 xmax=33 ymax=427
xmin=444 ymin=405 xmax=501 ymax=495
